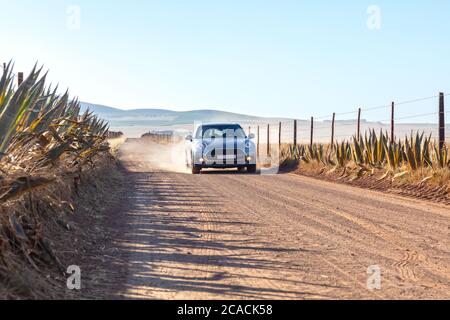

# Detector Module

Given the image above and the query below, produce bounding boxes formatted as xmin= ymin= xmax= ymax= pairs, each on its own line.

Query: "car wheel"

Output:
xmin=192 ymin=165 xmax=201 ymax=174
xmin=247 ymin=165 xmax=257 ymax=173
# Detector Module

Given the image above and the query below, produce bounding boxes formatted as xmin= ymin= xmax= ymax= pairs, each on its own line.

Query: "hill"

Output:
xmin=80 ymin=102 xmax=274 ymax=127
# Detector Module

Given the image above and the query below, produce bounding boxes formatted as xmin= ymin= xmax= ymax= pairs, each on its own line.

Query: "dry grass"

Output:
xmin=291 ymin=158 xmax=449 ymax=205
xmin=0 ymin=62 xmax=117 ymax=299
xmin=0 ymin=153 xmax=122 ymax=299
xmin=401 ymin=166 xmax=450 ymax=186
xmin=276 ymin=130 xmax=449 ymax=203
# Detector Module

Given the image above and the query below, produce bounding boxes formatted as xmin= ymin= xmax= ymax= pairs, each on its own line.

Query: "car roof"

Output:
xmin=195 ymin=123 xmax=242 ymax=128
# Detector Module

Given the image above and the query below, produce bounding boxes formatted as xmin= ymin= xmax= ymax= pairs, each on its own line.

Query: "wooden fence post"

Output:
xmin=391 ymin=102 xmax=395 ymax=143
xmin=310 ymin=117 xmax=314 ymax=147
xmin=257 ymin=126 xmax=260 ymax=158
xmin=279 ymin=122 xmax=282 ymax=149
xmin=331 ymin=113 xmax=336 ymax=148
xmin=357 ymin=108 xmax=361 ymax=141
xmin=18 ymin=72 xmax=24 ymax=86
xmin=293 ymin=120 xmax=297 ymax=146
xmin=439 ymin=92 xmax=445 ymax=151
xmin=267 ymin=124 xmax=270 ymax=157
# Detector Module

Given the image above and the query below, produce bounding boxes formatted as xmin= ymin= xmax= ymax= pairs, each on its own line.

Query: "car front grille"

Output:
xmin=203 ymin=148 xmax=248 ymax=164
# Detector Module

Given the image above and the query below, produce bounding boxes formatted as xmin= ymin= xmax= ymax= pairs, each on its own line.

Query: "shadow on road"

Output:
xmin=101 ymin=165 xmax=339 ymax=300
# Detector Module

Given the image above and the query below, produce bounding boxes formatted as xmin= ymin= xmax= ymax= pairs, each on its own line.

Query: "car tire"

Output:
xmin=247 ymin=165 xmax=257 ymax=173
xmin=192 ymin=165 xmax=201 ymax=174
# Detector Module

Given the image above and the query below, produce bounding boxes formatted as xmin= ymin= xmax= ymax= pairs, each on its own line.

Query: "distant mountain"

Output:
xmin=80 ymin=103 xmax=128 ymax=117
xmin=80 ymin=102 xmax=282 ymax=127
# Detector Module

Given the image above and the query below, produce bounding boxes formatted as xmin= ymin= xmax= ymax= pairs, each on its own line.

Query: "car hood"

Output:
xmin=193 ymin=138 xmax=253 ymax=150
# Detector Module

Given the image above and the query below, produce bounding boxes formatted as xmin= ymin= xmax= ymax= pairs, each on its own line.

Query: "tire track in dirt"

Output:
xmin=151 ymin=173 xmax=225 ymax=300
xmin=206 ymin=175 xmax=387 ymax=299
xmin=247 ymin=175 xmax=450 ymax=289
xmin=221 ymin=174 xmax=450 ymax=297
xmin=173 ymin=173 xmax=224 ymax=298
xmin=114 ymin=140 xmax=450 ymax=299
xmin=183 ymin=174 xmax=320 ymax=299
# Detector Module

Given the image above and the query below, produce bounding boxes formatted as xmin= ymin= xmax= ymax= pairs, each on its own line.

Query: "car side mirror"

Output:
xmin=185 ymin=135 xmax=193 ymax=141
xmin=248 ymin=133 xmax=255 ymax=139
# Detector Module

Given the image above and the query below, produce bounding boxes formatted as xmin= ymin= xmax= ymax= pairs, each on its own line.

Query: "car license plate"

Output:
xmin=218 ymin=155 xmax=236 ymax=160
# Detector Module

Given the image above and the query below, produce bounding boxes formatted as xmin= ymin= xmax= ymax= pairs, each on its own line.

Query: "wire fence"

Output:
xmin=4 ymin=62 xmax=448 ymax=149
xmin=245 ymin=93 xmax=449 ymax=155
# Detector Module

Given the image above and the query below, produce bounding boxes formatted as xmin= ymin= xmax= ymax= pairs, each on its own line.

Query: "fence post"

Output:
xmin=279 ymin=122 xmax=282 ymax=149
xmin=293 ymin=120 xmax=297 ymax=146
xmin=310 ymin=117 xmax=314 ymax=147
xmin=391 ymin=102 xmax=395 ymax=143
xmin=439 ymin=92 xmax=445 ymax=151
xmin=18 ymin=72 xmax=24 ymax=86
xmin=257 ymin=126 xmax=260 ymax=158
xmin=357 ymin=108 xmax=361 ymax=141
xmin=331 ymin=113 xmax=336 ymax=148
xmin=267 ymin=124 xmax=270 ymax=157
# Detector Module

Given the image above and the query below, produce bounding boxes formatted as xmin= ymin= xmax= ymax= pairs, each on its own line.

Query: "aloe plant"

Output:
xmin=280 ymin=126 xmax=449 ymax=175
xmin=1 ymin=61 xmax=109 ymax=172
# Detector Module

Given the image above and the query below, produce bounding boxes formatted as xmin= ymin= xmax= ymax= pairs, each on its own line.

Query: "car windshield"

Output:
xmin=195 ymin=125 xmax=246 ymax=139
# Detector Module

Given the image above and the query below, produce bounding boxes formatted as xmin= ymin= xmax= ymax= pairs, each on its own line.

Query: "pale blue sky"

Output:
xmin=1 ymin=0 xmax=449 ymax=121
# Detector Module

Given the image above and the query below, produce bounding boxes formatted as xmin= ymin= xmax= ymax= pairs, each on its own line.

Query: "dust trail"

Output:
xmin=119 ymin=139 xmax=190 ymax=174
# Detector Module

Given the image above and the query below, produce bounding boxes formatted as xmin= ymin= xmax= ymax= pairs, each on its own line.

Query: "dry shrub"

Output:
xmin=0 ymin=62 xmax=117 ymax=298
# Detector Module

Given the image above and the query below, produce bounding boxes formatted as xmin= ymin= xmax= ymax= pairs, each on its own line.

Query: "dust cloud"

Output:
xmin=119 ymin=139 xmax=190 ymax=174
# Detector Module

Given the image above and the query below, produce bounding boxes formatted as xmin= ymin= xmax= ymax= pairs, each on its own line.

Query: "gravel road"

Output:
xmin=110 ymin=139 xmax=450 ymax=300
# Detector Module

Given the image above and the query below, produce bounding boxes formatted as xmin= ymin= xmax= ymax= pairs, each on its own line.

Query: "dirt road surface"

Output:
xmin=108 ymin=139 xmax=450 ymax=300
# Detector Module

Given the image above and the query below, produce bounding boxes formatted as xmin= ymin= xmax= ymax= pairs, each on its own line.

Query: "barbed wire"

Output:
xmin=314 ymin=93 xmax=443 ymax=121
xmin=3 ymin=60 xmax=448 ymax=133
xmin=267 ymin=108 xmax=444 ymax=131
xmin=315 ymin=110 xmax=358 ymax=120
xmin=312 ymin=128 xmax=444 ymax=142
xmin=250 ymin=116 xmax=445 ymax=134
xmin=392 ymin=112 xmax=438 ymax=121
xmin=267 ymin=93 xmax=446 ymax=130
